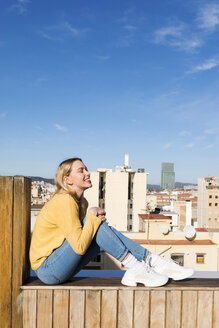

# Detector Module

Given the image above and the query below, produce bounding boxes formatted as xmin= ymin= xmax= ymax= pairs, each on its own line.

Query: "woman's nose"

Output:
xmin=86 ymin=170 xmax=90 ymax=177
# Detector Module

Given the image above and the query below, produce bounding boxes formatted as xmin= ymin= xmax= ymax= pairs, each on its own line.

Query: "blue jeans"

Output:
xmin=35 ymin=220 xmax=148 ymax=285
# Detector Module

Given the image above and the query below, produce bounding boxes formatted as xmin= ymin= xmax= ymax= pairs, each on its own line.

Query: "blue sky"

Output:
xmin=1 ymin=0 xmax=219 ymax=184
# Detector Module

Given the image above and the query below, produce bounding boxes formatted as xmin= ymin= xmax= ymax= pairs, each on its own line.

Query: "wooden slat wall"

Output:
xmin=0 ymin=177 xmax=31 ymax=328
xmin=22 ymin=289 xmax=219 ymax=328
xmin=0 ymin=177 xmax=13 ymax=328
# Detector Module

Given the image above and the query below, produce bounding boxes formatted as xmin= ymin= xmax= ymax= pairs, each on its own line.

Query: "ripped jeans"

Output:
xmin=35 ymin=219 xmax=148 ymax=284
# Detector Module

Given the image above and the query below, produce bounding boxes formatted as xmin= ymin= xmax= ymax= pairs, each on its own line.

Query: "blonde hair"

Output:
xmin=54 ymin=157 xmax=89 ymax=220
xmin=55 ymin=157 xmax=82 ymax=194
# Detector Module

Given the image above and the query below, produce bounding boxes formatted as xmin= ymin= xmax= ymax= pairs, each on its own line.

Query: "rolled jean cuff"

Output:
xmin=143 ymin=249 xmax=148 ymax=261
xmin=117 ymin=249 xmax=129 ymax=262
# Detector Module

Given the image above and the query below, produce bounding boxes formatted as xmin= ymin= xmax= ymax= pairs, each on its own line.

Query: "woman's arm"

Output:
xmin=54 ymin=194 xmax=102 ymax=255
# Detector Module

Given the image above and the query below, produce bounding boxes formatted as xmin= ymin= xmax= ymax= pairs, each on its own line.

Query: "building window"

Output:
xmin=196 ymin=254 xmax=205 ymax=264
xmin=216 ymin=196 xmax=218 ymax=199
xmin=209 ymin=218 xmax=211 ymax=221
xmin=129 ymin=225 xmax=132 ymax=230
xmin=215 ymin=218 xmax=217 ymax=221
xmin=130 ymin=214 xmax=132 ymax=220
xmin=130 ymin=203 xmax=133 ymax=209
xmin=209 ymin=195 xmax=212 ymax=198
xmin=209 ymin=203 xmax=212 ymax=206
xmin=215 ymin=203 xmax=218 ymax=206
xmin=171 ymin=254 xmax=184 ymax=266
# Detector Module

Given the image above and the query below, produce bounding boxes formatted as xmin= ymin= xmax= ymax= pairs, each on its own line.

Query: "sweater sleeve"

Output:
xmin=53 ymin=194 xmax=102 ymax=255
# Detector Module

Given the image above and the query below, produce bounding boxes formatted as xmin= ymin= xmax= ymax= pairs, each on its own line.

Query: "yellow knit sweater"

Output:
xmin=30 ymin=192 xmax=101 ymax=271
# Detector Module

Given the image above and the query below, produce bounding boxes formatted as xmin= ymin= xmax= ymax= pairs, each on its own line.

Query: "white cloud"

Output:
xmin=62 ymin=22 xmax=81 ymax=37
xmin=34 ymin=77 xmax=48 ymax=86
xmin=115 ymin=8 xmax=141 ymax=48
xmin=154 ymin=25 xmax=183 ymax=43
xmin=118 ymin=7 xmax=136 ymax=24
xmin=204 ymin=128 xmax=218 ymax=135
xmin=54 ymin=124 xmax=68 ymax=132
xmin=38 ymin=21 xmax=89 ymax=41
xmin=9 ymin=0 xmax=30 ymax=15
xmin=96 ymin=56 xmax=110 ymax=61
xmin=187 ymin=58 xmax=218 ymax=74
xmin=123 ymin=25 xmax=137 ymax=31
xmin=179 ymin=130 xmax=191 ymax=137
xmin=0 ymin=112 xmax=7 ymax=118
xmin=197 ymin=3 xmax=219 ymax=31
xmin=154 ymin=24 xmax=202 ymax=53
xmin=204 ymin=144 xmax=215 ymax=149
xmin=195 ymin=135 xmax=206 ymax=141
xmin=163 ymin=142 xmax=174 ymax=149
xmin=185 ymin=143 xmax=195 ymax=148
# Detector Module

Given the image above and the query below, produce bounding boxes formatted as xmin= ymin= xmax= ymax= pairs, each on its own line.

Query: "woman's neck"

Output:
xmin=72 ymin=188 xmax=84 ymax=201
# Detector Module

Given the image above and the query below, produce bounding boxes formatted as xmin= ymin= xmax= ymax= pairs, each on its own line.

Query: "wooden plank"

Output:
xmin=133 ymin=290 xmax=149 ymax=328
xmin=53 ymin=290 xmax=69 ymax=328
xmin=12 ymin=177 xmax=31 ymax=328
xmin=85 ymin=290 xmax=101 ymax=328
xmin=197 ymin=291 xmax=213 ymax=328
xmin=166 ymin=290 xmax=181 ymax=328
xmin=69 ymin=290 xmax=85 ymax=328
xmin=37 ymin=290 xmax=53 ymax=328
xmin=0 ymin=177 xmax=13 ymax=328
xmin=182 ymin=291 xmax=197 ymax=328
xmin=22 ymin=290 xmax=37 ymax=328
xmin=213 ymin=291 xmax=219 ymax=328
xmin=22 ymin=277 xmax=219 ymax=290
xmin=101 ymin=290 xmax=117 ymax=328
xmin=150 ymin=291 xmax=166 ymax=328
xmin=118 ymin=290 xmax=134 ymax=328
xmin=22 ymin=177 xmax=31 ymax=283
xmin=12 ymin=177 xmax=23 ymax=328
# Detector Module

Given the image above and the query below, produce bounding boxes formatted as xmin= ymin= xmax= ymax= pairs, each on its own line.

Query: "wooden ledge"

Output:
xmin=21 ymin=277 xmax=219 ymax=290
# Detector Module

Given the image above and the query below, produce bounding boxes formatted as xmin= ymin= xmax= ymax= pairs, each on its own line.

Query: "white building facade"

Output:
xmin=84 ymin=169 xmax=147 ymax=232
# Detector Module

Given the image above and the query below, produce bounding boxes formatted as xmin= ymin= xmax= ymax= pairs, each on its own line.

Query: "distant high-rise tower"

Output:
xmin=161 ymin=162 xmax=175 ymax=190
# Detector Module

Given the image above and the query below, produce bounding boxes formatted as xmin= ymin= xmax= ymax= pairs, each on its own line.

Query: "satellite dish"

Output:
xmin=183 ymin=225 xmax=196 ymax=240
xmin=161 ymin=225 xmax=169 ymax=235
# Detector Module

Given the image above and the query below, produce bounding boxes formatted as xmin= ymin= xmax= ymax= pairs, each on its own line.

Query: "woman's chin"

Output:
xmin=84 ymin=182 xmax=92 ymax=189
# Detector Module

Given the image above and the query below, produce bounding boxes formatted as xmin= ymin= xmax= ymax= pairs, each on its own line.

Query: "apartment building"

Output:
xmin=84 ymin=157 xmax=147 ymax=232
xmin=197 ymin=177 xmax=219 ymax=229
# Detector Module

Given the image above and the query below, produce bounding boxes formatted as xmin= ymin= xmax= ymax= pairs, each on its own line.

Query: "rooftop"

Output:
xmin=133 ymin=239 xmax=216 ymax=245
xmin=139 ymin=214 xmax=171 ymax=220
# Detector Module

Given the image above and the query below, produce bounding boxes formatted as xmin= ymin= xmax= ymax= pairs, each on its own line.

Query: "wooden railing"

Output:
xmin=21 ymin=277 xmax=219 ymax=328
xmin=0 ymin=177 xmax=31 ymax=328
xmin=1 ymin=176 xmax=219 ymax=328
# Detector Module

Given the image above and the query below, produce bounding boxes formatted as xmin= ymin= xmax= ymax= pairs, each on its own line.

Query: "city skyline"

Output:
xmin=1 ymin=0 xmax=219 ymax=184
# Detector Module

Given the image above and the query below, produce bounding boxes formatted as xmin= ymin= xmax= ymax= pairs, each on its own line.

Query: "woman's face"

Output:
xmin=64 ymin=160 xmax=92 ymax=191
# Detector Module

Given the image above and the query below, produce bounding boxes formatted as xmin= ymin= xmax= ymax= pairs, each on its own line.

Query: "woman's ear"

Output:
xmin=63 ymin=175 xmax=73 ymax=185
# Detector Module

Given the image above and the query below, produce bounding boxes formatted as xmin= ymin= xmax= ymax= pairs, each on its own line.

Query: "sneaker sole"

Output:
xmin=121 ymin=277 xmax=169 ymax=288
xmin=171 ymin=269 xmax=195 ymax=281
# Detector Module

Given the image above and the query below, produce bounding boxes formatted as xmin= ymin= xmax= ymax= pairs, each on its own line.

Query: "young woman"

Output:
xmin=30 ymin=158 xmax=194 ymax=287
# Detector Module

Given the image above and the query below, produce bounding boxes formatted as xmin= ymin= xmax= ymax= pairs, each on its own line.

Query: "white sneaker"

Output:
xmin=121 ymin=264 xmax=169 ymax=287
xmin=151 ymin=258 xmax=194 ymax=281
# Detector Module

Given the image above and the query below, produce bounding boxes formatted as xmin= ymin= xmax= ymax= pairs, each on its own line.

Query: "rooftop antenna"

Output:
xmin=124 ymin=154 xmax=129 ymax=167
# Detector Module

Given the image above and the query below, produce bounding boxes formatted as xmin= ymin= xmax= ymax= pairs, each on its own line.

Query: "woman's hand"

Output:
xmin=88 ymin=207 xmax=105 ymax=216
xmin=88 ymin=207 xmax=107 ymax=222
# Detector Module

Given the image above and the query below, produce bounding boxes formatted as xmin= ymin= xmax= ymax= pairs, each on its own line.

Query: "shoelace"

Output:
xmin=143 ymin=262 xmax=157 ymax=274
